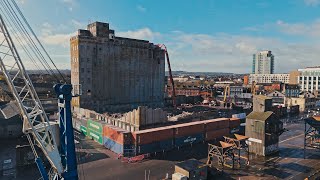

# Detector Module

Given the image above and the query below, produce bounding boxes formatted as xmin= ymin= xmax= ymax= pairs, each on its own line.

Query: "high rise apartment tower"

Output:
xmin=252 ymin=50 xmax=275 ymax=74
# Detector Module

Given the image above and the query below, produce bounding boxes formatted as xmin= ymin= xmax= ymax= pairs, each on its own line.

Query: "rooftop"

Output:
xmin=246 ymin=111 xmax=273 ymax=121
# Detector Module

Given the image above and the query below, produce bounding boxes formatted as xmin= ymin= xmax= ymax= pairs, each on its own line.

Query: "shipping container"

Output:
xmin=172 ymin=173 xmax=188 ymax=180
xmin=229 ymin=118 xmax=240 ymax=129
xmin=205 ymin=128 xmax=230 ymax=141
xmin=159 ymin=139 xmax=174 ymax=151
xmin=175 ymin=159 xmax=208 ymax=180
xmin=232 ymin=113 xmax=246 ymax=119
xmin=103 ymin=137 xmax=130 ymax=155
xmin=103 ymin=125 xmax=133 ymax=145
xmin=239 ymin=123 xmax=246 ymax=135
xmin=80 ymin=125 xmax=87 ymax=136
xmin=87 ymin=129 xmax=103 ymax=145
xmin=136 ymin=142 xmax=160 ymax=154
xmin=203 ymin=118 xmax=229 ymax=131
xmin=133 ymin=126 xmax=174 ymax=145
xmin=173 ymin=122 xmax=204 ymax=138
xmin=87 ymin=119 xmax=105 ymax=134
xmin=175 ymin=133 xmax=204 ymax=147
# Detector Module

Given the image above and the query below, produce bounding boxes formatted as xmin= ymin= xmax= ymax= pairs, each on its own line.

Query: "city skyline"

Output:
xmin=16 ymin=0 xmax=320 ymax=73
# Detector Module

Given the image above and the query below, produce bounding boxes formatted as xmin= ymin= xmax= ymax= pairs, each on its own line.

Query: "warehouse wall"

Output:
xmin=71 ymin=22 xmax=165 ymax=113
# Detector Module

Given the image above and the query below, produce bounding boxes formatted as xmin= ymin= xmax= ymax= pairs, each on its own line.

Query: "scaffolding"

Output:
xmin=304 ymin=117 xmax=320 ymax=159
xmin=223 ymin=134 xmax=250 ymax=167
xmin=207 ymin=141 xmax=235 ymax=170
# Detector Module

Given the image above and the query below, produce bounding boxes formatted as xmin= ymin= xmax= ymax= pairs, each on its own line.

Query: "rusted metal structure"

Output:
xmin=207 ymin=141 xmax=235 ymax=170
xmin=304 ymin=116 xmax=320 ymax=158
xmin=157 ymin=44 xmax=176 ymax=108
xmin=223 ymin=134 xmax=250 ymax=167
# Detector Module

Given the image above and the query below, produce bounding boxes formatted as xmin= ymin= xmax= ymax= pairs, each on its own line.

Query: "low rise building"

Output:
xmin=284 ymin=84 xmax=300 ymax=97
xmin=284 ymin=92 xmax=317 ymax=112
xmin=298 ymin=66 xmax=320 ymax=97
xmin=249 ymin=74 xmax=289 ymax=84
xmin=230 ymin=86 xmax=243 ymax=98
xmin=166 ymin=87 xmax=200 ymax=97
xmin=263 ymin=82 xmax=284 ymax=92
xmin=266 ymin=90 xmax=285 ymax=104
xmin=289 ymin=70 xmax=301 ymax=85
xmin=245 ymin=111 xmax=283 ymax=156
xmin=173 ymin=76 xmax=190 ymax=82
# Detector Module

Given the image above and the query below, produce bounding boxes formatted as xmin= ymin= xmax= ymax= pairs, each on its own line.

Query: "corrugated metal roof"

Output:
xmin=104 ymin=124 xmax=130 ymax=133
xmin=134 ymin=125 xmax=173 ymax=134
xmin=246 ymin=111 xmax=273 ymax=121
xmin=135 ymin=118 xmax=229 ymax=134
xmin=220 ymin=141 xmax=234 ymax=149
xmin=171 ymin=121 xmax=204 ymax=128
xmin=202 ymin=118 xmax=229 ymax=123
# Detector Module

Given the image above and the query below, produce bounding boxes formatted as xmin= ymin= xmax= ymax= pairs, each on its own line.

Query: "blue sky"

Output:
xmin=13 ymin=0 xmax=320 ymax=73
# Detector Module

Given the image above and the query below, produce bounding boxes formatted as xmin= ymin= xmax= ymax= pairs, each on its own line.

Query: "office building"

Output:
xmin=249 ymin=74 xmax=289 ymax=84
xmin=298 ymin=67 xmax=320 ymax=96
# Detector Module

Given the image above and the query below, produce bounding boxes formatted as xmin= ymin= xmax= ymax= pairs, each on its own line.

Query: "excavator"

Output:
xmin=157 ymin=44 xmax=176 ymax=108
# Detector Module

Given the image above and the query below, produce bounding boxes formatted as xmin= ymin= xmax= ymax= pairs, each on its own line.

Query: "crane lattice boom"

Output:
xmin=0 ymin=14 xmax=63 ymax=174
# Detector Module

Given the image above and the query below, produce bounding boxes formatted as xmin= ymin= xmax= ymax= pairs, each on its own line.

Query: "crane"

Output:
xmin=0 ymin=1 xmax=78 ymax=179
xmin=251 ymin=81 xmax=257 ymax=95
xmin=223 ymin=85 xmax=231 ymax=108
xmin=157 ymin=44 xmax=176 ymax=107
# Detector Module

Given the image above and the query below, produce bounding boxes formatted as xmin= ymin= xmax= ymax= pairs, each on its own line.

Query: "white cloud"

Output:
xmin=276 ymin=19 xmax=320 ymax=37
xmin=163 ymin=31 xmax=320 ymax=73
xmin=117 ymin=28 xmax=161 ymax=40
xmin=61 ymin=0 xmax=77 ymax=12
xmin=136 ymin=5 xmax=146 ymax=12
xmin=304 ymin=0 xmax=320 ymax=6
xmin=40 ymin=33 xmax=73 ymax=47
xmin=30 ymin=23 xmax=320 ymax=73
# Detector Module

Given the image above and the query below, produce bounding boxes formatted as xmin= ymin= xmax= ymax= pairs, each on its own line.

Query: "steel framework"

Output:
xmin=0 ymin=14 xmax=63 ymax=177
xmin=207 ymin=141 xmax=235 ymax=170
xmin=304 ymin=118 xmax=320 ymax=159
xmin=223 ymin=134 xmax=250 ymax=167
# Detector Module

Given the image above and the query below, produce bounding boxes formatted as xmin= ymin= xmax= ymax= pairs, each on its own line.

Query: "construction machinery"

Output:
xmin=0 ymin=1 xmax=78 ymax=179
xmin=222 ymin=85 xmax=231 ymax=108
xmin=157 ymin=44 xmax=176 ymax=107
